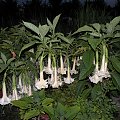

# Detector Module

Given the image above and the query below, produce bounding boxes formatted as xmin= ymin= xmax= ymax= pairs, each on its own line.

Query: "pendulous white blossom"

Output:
xmin=35 ymin=71 xmax=48 ymax=90
xmin=58 ymin=55 xmax=67 ymax=75
xmin=70 ymin=57 xmax=78 ymax=75
xmin=0 ymin=81 xmax=11 ymax=105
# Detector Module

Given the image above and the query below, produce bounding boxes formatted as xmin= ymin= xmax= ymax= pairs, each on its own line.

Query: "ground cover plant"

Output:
xmin=0 ymin=14 xmax=120 ymax=120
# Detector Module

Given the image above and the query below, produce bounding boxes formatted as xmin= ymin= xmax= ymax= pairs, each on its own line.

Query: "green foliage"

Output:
xmin=0 ymin=52 xmax=15 ymax=73
xmin=0 ymin=15 xmax=120 ymax=120
xmin=79 ymin=50 xmax=94 ymax=80
xmin=12 ymin=90 xmax=54 ymax=120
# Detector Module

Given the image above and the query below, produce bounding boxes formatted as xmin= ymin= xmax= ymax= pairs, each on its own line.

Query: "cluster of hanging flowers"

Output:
xmin=89 ymin=43 xmax=111 ymax=84
xmin=0 ymin=52 xmax=80 ymax=105
xmin=35 ymin=53 xmax=79 ymax=89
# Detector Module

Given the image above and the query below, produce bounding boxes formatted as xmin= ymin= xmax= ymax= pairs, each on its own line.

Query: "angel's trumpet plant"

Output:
xmin=44 ymin=53 xmax=53 ymax=74
xmin=52 ymin=55 xmax=60 ymax=88
xmin=89 ymin=50 xmax=102 ymax=84
xmin=11 ymin=73 xmax=19 ymax=100
xmin=100 ymin=43 xmax=106 ymax=73
xmin=27 ymin=75 xmax=32 ymax=96
xmin=98 ymin=43 xmax=110 ymax=78
xmin=0 ymin=72 xmax=11 ymax=105
xmin=70 ymin=57 xmax=78 ymax=75
xmin=28 ymin=84 xmax=32 ymax=96
xmin=58 ymin=53 xmax=66 ymax=75
xmin=35 ymin=54 xmax=48 ymax=90
xmin=64 ymin=57 xmax=74 ymax=84
xmin=17 ymin=74 xmax=23 ymax=94
xmin=22 ymin=83 xmax=28 ymax=94
xmin=89 ymin=73 xmax=102 ymax=84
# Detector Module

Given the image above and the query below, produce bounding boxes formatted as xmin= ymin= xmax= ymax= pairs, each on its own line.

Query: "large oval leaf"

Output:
xmin=79 ymin=50 xmax=95 ymax=80
xmin=88 ymin=38 xmax=102 ymax=50
xmin=19 ymin=41 xmax=39 ymax=57
xmin=110 ymin=57 xmax=120 ymax=73
xmin=24 ymin=109 xmax=40 ymax=120
xmin=23 ymin=21 xmax=39 ymax=35
xmin=72 ymin=25 xmax=94 ymax=35
xmin=111 ymin=71 xmax=120 ymax=91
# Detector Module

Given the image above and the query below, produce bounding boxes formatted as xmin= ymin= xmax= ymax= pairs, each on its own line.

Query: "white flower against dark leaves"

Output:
xmin=0 ymin=82 xmax=11 ymax=105
xmin=52 ymin=67 xmax=59 ymax=88
xmin=64 ymin=65 xmax=74 ymax=84
xmin=89 ymin=74 xmax=102 ymax=84
xmin=58 ymin=55 xmax=67 ymax=75
xmin=70 ymin=57 xmax=78 ymax=75
xmin=35 ymin=71 xmax=48 ymax=90
xmin=44 ymin=54 xmax=53 ymax=74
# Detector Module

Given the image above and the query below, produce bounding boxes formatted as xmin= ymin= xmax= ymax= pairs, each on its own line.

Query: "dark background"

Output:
xmin=0 ymin=0 xmax=120 ymax=33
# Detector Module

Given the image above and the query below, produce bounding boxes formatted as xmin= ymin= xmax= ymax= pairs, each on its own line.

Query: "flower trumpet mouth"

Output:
xmin=0 ymin=81 xmax=11 ymax=105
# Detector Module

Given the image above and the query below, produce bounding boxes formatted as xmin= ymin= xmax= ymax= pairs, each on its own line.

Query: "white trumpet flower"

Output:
xmin=35 ymin=71 xmax=48 ymax=90
xmin=28 ymin=84 xmax=32 ymax=96
xmin=11 ymin=88 xmax=19 ymax=101
xmin=64 ymin=58 xmax=74 ymax=84
xmin=17 ymin=75 xmax=23 ymax=93
xmin=89 ymin=74 xmax=102 ymax=84
xmin=35 ymin=54 xmax=48 ymax=90
xmin=22 ymin=84 xmax=28 ymax=94
xmin=70 ymin=57 xmax=78 ymax=75
xmin=58 ymin=55 xmax=67 ymax=75
xmin=97 ymin=44 xmax=110 ymax=78
xmin=0 ymin=81 xmax=11 ymax=105
xmin=52 ymin=66 xmax=59 ymax=88
xmin=11 ymin=74 xmax=19 ymax=100
xmin=44 ymin=54 xmax=53 ymax=74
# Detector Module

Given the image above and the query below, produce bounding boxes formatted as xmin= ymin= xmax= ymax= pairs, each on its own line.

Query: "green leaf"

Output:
xmin=1 ymin=52 xmax=7 ymax=64
xmin=24 ymin=109 xmax=40 ymax=120
xmin=114 ymin=33 xmax=120 ymax=38
xmin=42 ymin=98 xmax=54 ymax=106
xmin=79 ymin=66 xmax=94 ymax=80
xmin=81 ymin=88 xmax=92 ymax=99
xmin=79 ymin=50 xmax=94 ymax=80
xmin=110 ymin=16 xmax=120 ymax=29
xmin=76 ymin=81 xmax=87 ymax=96
xmin=65 ymin=105 xmax=80 ymax=120
xmin=7 ymin=58 xmax=15 ymax=65
xmin=89 ymin=32 xmax=101 ymax=37
xmin=92 ymin=23 xmax=101 ymax=32
xmin=82 ymin=50 xmax=94 ymax=68
xmin=2 ymin=40 xmax=12 ymax=45
xmin=15 ymin=61 xmax=25 ymax=68
xmin=0 ymin=59 xmax=3 ymax=64
xmin=72 ymin=25 xmax=94 ymax=35
xmin=19 ymin=41 xmax=39 ymax=56
xmin=0 ymin=64 xmax=8 ymax=73
xmin=43 ymin=105 xmax=54 ymax=116
xmin=47 ymin=18 xmax=53 ymax=30
xmin=39 ymin=24 xmax=49 ymax=38
xmin=23 ymin=21 xmax=39 ymax=35
xmin=106 ymin=16 xmax=120 ymax=33
xmin=53 ymin=14 xmax=61 ymax=31
xmin=12 ymin=100 xmax=29 ymax=109
xmin=111 ymin=71 xmax=120 ymax=91
xmin=110 ymin=57 xmax=120 ymax=73
xmin=58 ymin=35 xmax=71 ymax=44
xmin=106 ymin=23 xmax=113 ymax=33
xmin=56 ymin=102 xmax=66 ymax=117
xmin=88 ymin=38 xmax=102 ymax=50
